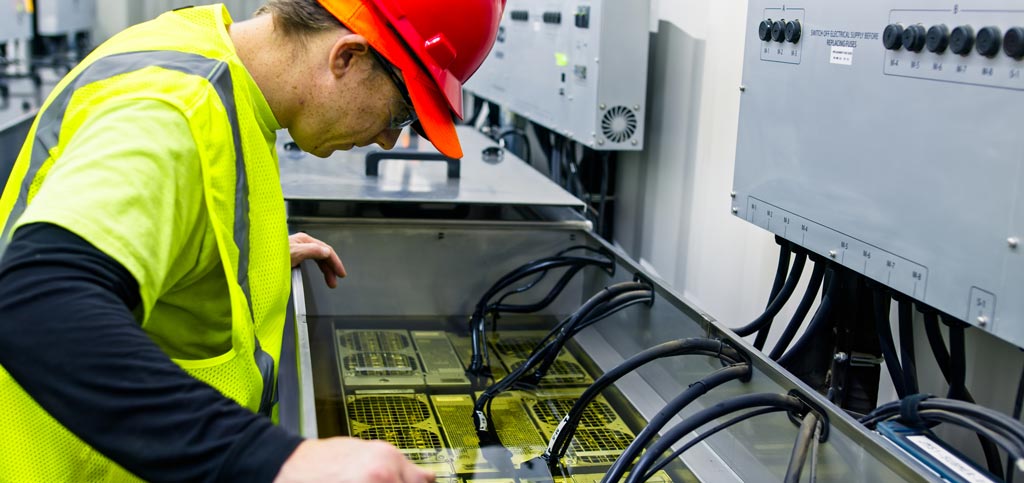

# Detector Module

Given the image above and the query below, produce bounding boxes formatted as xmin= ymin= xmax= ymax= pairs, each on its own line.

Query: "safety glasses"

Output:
xmin=369 ymin=48 xmax=418 ymax=130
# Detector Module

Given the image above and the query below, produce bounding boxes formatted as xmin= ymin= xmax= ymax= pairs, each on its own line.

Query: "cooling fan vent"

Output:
xmin=531 ymin=398 xmax=617 ymax=426
xmin=600 ymin=105 xmax=638 ymax=144
xmin=339 ymin=330 xmax=410 ymax=352
xmin=570 ymin=428 xmax=633 ymax=464
xmin=355 ymin=427 xmax=442 ymax=461
xmin=343 ymin=352 xmax=417 ymax=376
xmin=348 ymin=395 xmax=431 ymax=426
xmin=493 ymin=337 xmax=542 ymax=359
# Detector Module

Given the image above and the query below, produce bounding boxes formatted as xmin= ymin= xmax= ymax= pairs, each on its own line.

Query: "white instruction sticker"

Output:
xmin=830 ymin=46 xmax=854 ymax=65
xmin=906 ymin=435 xmax=995 ymax=483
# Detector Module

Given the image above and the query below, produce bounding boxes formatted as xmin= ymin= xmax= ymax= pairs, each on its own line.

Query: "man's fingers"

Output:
xmin=316 ymin=259 xmax=338 ymax=289
xmin=405 ymin=466 xmax=435 ymax=483
xmin=289 ymin=233 xmax=346 ymax=288
xmin=291 ymin=242 xmax=329 ymax=265
xmin=327 ymin=247 xmax=346 ymax=278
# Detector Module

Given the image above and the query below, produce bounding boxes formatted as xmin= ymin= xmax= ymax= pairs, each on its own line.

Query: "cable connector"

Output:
xmin=787 ymin=389 xmax=831 ymax=442
xmin=632 ymin=272 xmax=656 ymax=306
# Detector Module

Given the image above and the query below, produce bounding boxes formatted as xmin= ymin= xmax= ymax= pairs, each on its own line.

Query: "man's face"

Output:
xmin=288 ymin=38 xmax=411 ymax=158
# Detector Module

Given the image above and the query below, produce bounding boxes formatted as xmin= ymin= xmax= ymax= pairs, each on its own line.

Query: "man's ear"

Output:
xmin=329 ymin=33 xmax=371 ymax=78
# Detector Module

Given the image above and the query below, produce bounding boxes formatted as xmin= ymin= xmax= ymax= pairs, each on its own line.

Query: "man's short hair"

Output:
xmin=256 ymin=0 xmax=344 ymax=38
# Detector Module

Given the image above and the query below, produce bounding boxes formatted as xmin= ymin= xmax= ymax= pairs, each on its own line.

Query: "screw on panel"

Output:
xmin=633 ymin=105 xmax=640 ymax=111
xmin=977 ymin=316 xmax=989 ymax=327
xmin=730 ymin=191 xmax=737 ymax=198
xmin=731 ymin=207 xmax=739 ymax=214
xmin=1009 ymin=237 xmax=1020 ymax=249
xmin=599 ymin=104 xmax=606 ymax=110
xmin=597 ymin=139 xmax=605 ymax=145
xmin=631 ymin=139 xmax=638 ymax=145
xmin=829 ymin=250 xmax=837 ymax=259
xmin=834 ymin=352 xmax=849 ymax=363
xmin=739 ymin=85 xmax=747 ymax=92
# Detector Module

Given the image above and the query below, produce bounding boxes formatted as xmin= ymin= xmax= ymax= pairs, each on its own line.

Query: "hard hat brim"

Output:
xmin=400 ymin=60 xmax=463 ymax=159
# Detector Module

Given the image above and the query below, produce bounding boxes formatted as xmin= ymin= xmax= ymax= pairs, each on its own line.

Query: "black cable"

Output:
xmin=735 ymin=252 xmax=807 ymax=339
xmin=1015 ymin=363 xmax=1024 ymax=422
xmin=862 ymin=397 xmax=1024 ymax=449
xmin=597 ymin=152 xmax=610 ymax=238
xmin=916 ymin=409 xmax=1024 ymax=459
xmin=897 ymin=298 xmax=919 ymax=395
xmin=496 ymin=128 xmax=531 ymax=164
xmin=489 ymin=265 xmax=585 ymax=315
xmin=474 ymin=282 xmax=652 ymax=432
xmin=1013 ymin=364 xmax=1024 ymax=483
xmin=784 ymin=412 xmax=819 ymax=483
xmin=532 ymin=122 xmax=554 ymax=177
xmin=467 ymin=251 xmax=613 ymax=373
xmin=623 ymin=393 xmax=806 ymax=483
xmin=550 ymin=136 xmax=562 ymax=186
xmin=603 ymin=364 xmax=752 ymax=483
xmin=777 ymin=268 xmax=839 ymax=366
xmin=923 ymin=310 xmax=1004 ymax=477
xmin=866 ymin=405 xmax=1024 ymax=463
xmin=755 ymin=240 xmax=793 ymax=350
xmin=526 ymin=289 xmax=654 ymax=385
xmin=768 ymin=239 xmax=792 ymax=308
xmin=640 ymin=407 xmax=785 ymax=479
xmin=873 ymin=289 xmax=906 ymax=399
xmin=769 ymin=261 xmax=826 ymax=360
xmin=945 ymin=316 xmax=970 ymax=402
xmin=922 ymin=310 xmax=952 ymax=384
xmin=544 ymin=338 xmax=744 ymax=462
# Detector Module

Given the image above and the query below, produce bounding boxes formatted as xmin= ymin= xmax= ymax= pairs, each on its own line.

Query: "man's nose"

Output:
xmin=374 ymin=128 xmax=402 ymax=150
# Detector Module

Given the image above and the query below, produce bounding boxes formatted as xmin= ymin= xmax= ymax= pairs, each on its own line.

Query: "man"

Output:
xmin=0 ymin=0 xmax=503 ymax=481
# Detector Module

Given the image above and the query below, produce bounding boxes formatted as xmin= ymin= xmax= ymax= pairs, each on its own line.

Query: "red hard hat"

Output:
xmin=316 ymin=0 xmax=506 ymax=159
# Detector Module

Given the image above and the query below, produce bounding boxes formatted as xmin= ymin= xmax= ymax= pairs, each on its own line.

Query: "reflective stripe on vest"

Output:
xmin=0 ymin=50 xmax=276 ymax=416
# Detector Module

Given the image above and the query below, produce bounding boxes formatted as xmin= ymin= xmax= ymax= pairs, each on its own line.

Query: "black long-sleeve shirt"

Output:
xmin=0 ymin=223 xmax=303 ymax=482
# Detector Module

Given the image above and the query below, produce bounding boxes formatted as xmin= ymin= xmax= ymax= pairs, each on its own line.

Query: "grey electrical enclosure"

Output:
xmin=465 ymin=0 xmax=650 ymax=150
xmin=733 ymin=1 xmax=1024 ymax=347
xmin=36 ymin=0 xmax=95 ymax=36
xmin=0 ymin=1 xmax=33 ymax=43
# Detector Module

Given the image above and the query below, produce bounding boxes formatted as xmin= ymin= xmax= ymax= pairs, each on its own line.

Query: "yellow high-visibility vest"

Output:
xmin=0 ymin=5 xmax=290 ymax=480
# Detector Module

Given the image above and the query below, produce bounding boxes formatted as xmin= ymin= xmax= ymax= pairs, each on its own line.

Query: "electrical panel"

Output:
xmin=36 ymin=0 xmax=95 ymax=36
xmin=0 ymin=1 xmax=33 ymax=43
xmin=733 ymin=1 xmax=1024 ymax=346
xmin=465 ymin=0 xmax=650 ymax=150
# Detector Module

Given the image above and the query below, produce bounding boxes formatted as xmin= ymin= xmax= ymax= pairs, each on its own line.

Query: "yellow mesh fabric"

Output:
xmin=0 ymin=5 xmax=290 ymax=481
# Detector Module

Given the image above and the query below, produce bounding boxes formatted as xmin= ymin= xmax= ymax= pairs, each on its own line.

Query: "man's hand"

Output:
xmin=289 ymin=232 xmax=347 ymax=288
xmin=274 ymin=438 xmax=435 ymax=483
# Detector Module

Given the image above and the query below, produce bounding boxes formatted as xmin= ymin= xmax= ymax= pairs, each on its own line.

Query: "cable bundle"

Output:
xmin=862 ymin=395 xmax=1024 ymax=476
xmin=472 ymin=280 xmax=653 ymax=436
xmin=616 ymin=392 xmax=824 ymax=483
xmin=539 ymin=338 xmax=748 ymax=468
xmin=466 ymin=246 xmax=615 ymax=375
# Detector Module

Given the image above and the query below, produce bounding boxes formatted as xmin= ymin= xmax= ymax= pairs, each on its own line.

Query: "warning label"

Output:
xmin=830 ymin=46 xmax=854 ymax=65
xmin=810 ymin=29 xmax=880 ymax=49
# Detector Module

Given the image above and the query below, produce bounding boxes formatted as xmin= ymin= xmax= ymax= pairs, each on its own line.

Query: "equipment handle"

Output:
xmin=365 ymin=151 xmax=460 ymax=179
